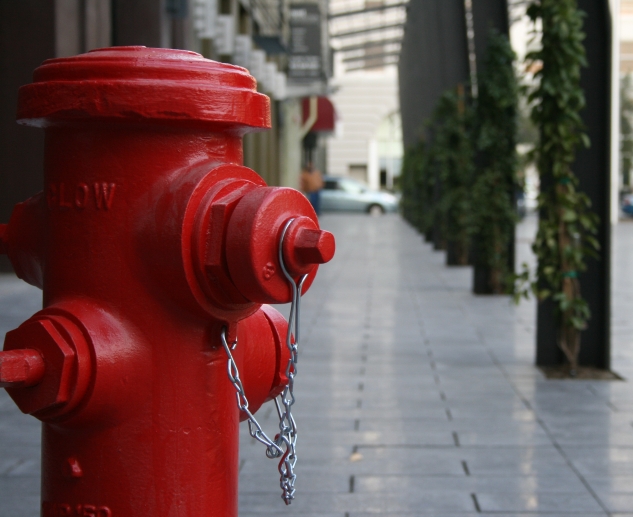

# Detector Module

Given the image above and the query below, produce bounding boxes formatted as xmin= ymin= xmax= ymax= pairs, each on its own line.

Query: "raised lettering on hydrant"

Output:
xmin=0 ymin=47 xmax=334 ymax=516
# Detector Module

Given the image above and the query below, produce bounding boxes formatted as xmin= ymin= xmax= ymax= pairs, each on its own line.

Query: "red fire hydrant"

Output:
xmin=0 ymin=47 xmax=334 ymax=517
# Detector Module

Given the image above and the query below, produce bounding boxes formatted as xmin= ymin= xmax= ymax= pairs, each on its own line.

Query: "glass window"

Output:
xmin=339 ymin=179 xmax=364 ymax=194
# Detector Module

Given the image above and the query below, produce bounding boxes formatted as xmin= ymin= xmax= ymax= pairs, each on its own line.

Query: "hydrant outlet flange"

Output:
xmin=226 ymin=187 xmax=324 ymax=304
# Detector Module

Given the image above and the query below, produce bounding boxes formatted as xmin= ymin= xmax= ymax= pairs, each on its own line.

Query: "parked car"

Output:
xmin=321 ymin=176 xmax=399 ymax=215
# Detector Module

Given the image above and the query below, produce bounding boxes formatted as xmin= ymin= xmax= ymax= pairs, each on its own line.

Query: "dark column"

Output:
xmin=536 ymin=0 xmax=612 ymax=369
xmin=398 ymin=0 xmax=470 ymax=148
xmin=469 ymin=0 xmax=514 ymax=292
xmin=0 ymin=1 xmax=56 ymax=272
xmin=398 ymin=0 xmax=470 ymax=249
xmin=112 ymin=0 xmax=164 ymax=47
xmin=470 ymin=0 xmax=508 ymax=71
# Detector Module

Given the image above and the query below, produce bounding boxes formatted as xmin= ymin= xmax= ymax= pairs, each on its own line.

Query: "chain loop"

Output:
xmin=221 ymin=218 xmax=307 ymax=505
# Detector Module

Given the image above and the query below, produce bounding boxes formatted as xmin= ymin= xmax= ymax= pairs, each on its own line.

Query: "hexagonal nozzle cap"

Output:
xmin=282 ymin=216 xmax=336 ymax=276
xmin=293 ymin=227 xmax=335 ymax=265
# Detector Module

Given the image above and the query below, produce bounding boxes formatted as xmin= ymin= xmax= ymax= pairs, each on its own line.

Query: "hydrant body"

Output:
xmin=0 ymin=47 xmax=334 ymax=516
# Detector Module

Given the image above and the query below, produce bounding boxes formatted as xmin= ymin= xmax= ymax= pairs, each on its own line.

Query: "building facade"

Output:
xmin=0 ymin=0 xmax=331 ymax=271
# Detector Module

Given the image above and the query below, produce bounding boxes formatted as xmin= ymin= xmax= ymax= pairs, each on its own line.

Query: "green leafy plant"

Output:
xmin=621 ymin=75 xmax=633 ymax=190
xmin=432 ymin=87 xmax=473 ymax=264
xmin=471 ymin=29 xmax=520 ymax=293
xmin=515 ymin=0 xmax=599 ymax=373
xmin=400 ymin=138 xmax=434 ymax=234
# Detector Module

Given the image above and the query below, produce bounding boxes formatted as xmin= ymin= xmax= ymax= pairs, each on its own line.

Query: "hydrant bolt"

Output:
xmin=293 ymin=227 xmax=335 ymax=265
xmin=281 ymin=216 xmax=336 ymax=276
xmin=3 ymin=318 xmax=84 ymax=417
xmin=0 ymin=349 xmax=45 ymax=388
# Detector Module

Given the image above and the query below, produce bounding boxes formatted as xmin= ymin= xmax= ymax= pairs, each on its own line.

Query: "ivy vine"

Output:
xmin=432 ymin=87 xmax=473 ymax=263
xmin=400 ymin=139 xmax=433 ymax=235
xmin=471 ymin=29 xmax=520 ymax=293
xmin=515 ymin=0 xmax=599 ymax=373
xmin=621 ymin=75 xmax=633 ymax=190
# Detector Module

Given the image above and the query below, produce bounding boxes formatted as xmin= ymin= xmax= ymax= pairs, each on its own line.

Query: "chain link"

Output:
xmin=221 ymin=218 xmax=307 ymax=505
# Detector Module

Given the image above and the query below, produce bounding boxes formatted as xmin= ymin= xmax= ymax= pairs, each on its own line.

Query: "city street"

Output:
xmin=2 ymin=213 xmax=633 ymax=516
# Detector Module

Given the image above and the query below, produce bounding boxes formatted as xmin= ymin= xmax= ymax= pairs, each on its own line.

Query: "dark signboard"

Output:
xmin=288 ymin=3 xmax=322 ymax=79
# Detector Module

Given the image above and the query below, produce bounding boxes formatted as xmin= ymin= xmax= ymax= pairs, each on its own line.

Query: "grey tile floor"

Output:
xmin=1 ymin=213 xmax=633 ymax=516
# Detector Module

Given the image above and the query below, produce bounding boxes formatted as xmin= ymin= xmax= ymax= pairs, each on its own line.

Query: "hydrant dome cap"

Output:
xmin=17 ymin=46 xmax=271 ymax=131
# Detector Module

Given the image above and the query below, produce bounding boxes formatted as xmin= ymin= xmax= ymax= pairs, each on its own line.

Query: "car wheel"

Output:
xmin=368 ymin=204 xmax=385 ymax=216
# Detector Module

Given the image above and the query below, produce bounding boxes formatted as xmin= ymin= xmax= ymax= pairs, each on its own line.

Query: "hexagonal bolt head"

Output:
xmin=3 ymin=319 xmax=76 ymax=415
xmin=0 ymin=349 xmax=45 ymax=388
xmin=293 ymin=228 xmax=335 ymax=265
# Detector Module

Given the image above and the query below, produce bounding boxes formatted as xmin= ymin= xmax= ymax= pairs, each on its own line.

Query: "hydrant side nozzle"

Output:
xmin=3 ymin=317 xmax=86 ymax=417
xmin=226 ymin=189 xmax=330 ymax=303
xmin=259 ymin=305 xmax=291 ymax=401
xmin=0 ymin=349 xmax=45 ymax=388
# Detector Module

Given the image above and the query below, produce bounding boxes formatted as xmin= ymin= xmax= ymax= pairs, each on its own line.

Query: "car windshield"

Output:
xmin=339 ymin=179 xmax=365 ymax=195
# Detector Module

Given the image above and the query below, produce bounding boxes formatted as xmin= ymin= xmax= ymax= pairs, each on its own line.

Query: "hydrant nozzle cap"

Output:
xmin=17 ymin=46 xmax=271 ymax=131
xmin=293 ymin=227 xmax=335 ymax=265
xmin=281 ymin=216 xmax=336 ymax=276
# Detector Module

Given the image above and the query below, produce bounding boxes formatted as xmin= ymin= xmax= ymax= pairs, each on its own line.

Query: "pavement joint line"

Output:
xmin=482 ymin=334 xmax=612 ymax=516
xmin=4 ymin=215 xmax=633 ymax=515
xmin=470 ymin=493 xmax=481 ymax=513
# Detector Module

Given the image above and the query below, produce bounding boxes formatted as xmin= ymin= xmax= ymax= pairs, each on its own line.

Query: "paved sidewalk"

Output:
xmin=1 ymin=214 xmax=633 ymax=516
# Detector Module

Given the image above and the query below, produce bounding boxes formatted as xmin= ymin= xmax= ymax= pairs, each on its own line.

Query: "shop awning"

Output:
xmin=301 ymin=96 xmax=336 ymax=133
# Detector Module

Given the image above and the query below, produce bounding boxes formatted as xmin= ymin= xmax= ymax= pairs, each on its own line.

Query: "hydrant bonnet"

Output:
xmin=17 ymin=46 xmax=271 ymax=132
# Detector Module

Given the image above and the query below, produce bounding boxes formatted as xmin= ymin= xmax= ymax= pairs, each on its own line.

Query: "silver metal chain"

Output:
xmin=221 ymin=218 xmax=308 ymax=505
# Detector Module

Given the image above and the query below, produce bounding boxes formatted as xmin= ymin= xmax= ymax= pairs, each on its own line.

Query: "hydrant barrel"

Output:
xmin=1 ymin=47 xmax=334 ymax=517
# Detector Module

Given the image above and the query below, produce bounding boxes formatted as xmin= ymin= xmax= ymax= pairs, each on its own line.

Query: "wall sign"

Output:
xmin=288 ymin=4 xmax=322 ymax=79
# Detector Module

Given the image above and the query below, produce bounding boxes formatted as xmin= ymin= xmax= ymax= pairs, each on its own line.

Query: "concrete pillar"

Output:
xmin=470 ymin=0 xmax=508 ymax=72
xmin=280 ymin=99 xmax=303 ymax=189
xmin=368 ymin=138 xmax=379 ymax=191
xmin=112 ymin=0 xmax=165 ymax=47
xmin=85 ymin=0 xmax=112 ymax=51
xmin=398 ymin=0 xmax=470 ymax=148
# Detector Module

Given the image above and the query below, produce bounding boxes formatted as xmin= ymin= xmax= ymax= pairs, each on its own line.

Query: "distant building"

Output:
xmin=326 ymin=0 xmax=405 ymax=190
xmin=622 ymin=0 xmax=633 ymax=73
xmin=0 ymin=0 xmax=332 ymax=271
xmin=327 ymin=67 xmax=401 ymax=190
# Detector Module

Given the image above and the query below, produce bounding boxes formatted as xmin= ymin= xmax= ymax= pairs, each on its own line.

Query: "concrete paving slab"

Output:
xmin=0 ymin=214 xmax=632 ymax=516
